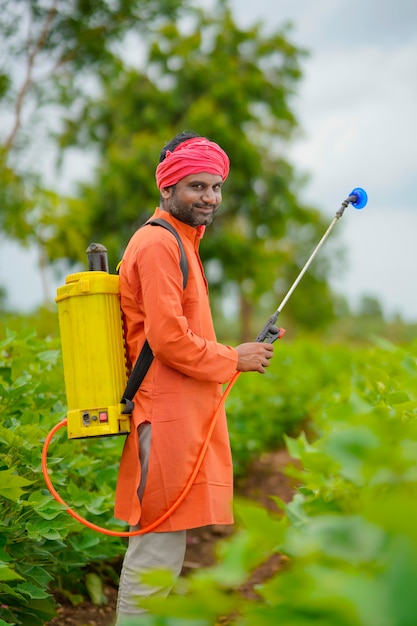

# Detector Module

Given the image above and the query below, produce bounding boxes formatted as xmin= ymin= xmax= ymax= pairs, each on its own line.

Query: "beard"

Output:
xmin=167 ymin=191 xmax=218 ymax=227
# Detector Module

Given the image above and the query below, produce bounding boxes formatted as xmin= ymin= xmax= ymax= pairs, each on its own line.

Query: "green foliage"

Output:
xmin=0 ymin=149 xmax=35 ymax=241
xmin=0 ymin=0 xmax=338 ymax=339
xmin=0 ymin=319 xmax=305 ymax=624
xmin=0 ymin=0 xmax=189 ymax=280
xmin=0 ymin=330 xmax=65 ymax=625
xmin=5 ymin=312 xmax=417 ymax=625
xmin=132 ymin=338 xmax=417 ymax=626
xmin=226 ymin=343 xmax=313 ymax=477
xmin=0 ymin=328 xmax=126 ymax=625
xmin=261 ymin=340 xmax=417 ymax=626
xmin=56 ymin=3 xmax=336 ymax=337
xmin=0 ymin=307 xmax=60 ymax=339
xmin=325 ymin=309 xmax=417 ymax=345
xmin=0 ymin=0 xmax=187 ymax=117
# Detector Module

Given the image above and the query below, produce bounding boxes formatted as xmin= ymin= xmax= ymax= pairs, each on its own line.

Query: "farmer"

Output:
xmin=115 ymin=131 xmax=274 ymax=623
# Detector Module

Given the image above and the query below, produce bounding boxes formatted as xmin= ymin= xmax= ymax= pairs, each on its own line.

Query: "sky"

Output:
xmin=1 ymin=0 xmax=417 ymax=320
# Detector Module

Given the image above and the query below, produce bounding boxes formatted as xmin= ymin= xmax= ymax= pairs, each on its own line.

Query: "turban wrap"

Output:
xmin=155 ymin=137 xmax=230 ymax=190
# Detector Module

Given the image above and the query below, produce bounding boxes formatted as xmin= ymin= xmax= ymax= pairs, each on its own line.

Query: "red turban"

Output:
xmin=155 ymin=137 xmax=230 ymax=190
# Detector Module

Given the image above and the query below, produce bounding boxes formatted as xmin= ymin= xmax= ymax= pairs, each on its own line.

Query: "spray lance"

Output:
xmin=255 ymin=187 xmax=368 ymax=343
xmin=42 ymin=187 xmax=368 ymax=537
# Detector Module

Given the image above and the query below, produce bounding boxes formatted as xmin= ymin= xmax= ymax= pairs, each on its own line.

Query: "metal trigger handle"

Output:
xmin=264 ymin=326 xmax=286 ymax=343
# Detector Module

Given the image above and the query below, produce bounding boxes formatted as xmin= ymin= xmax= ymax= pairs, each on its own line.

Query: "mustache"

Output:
xmin=193 ymin=202 xmax=217 ymax=209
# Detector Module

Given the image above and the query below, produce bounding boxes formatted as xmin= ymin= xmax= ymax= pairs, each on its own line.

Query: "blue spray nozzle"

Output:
xmin=349 ymin=187 xmax=368 ymax=209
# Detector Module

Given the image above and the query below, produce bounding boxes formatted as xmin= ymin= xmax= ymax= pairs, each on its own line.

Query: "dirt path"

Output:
xmin=48 ymin=449 xmax=295 ymax=626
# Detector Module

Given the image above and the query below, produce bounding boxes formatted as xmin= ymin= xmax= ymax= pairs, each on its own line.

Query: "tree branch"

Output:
xmin=3 ymin=0 xmax=58 ymax=152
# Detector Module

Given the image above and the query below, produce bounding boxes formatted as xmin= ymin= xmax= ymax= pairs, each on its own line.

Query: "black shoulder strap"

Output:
xmin=148 ymin=218 xmax=188 ymax=289
xmin=120 ymin=219 xmax=188 ymax=414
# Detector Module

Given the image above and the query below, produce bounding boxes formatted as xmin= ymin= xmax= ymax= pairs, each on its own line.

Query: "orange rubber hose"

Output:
xmin=42 ymin=371 xmax=240 ymax=537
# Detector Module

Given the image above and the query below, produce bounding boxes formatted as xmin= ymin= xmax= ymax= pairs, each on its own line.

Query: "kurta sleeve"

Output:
xmin=125 ymin=224 xmax=238 ymax=384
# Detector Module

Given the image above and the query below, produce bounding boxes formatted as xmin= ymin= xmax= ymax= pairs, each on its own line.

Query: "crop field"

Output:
xmin=1 ymin=328 xmax=416 ymax=625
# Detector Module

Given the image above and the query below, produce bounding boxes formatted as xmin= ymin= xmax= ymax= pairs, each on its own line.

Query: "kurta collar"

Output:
xmin=153 ymin=207 xmax=204 ymax=246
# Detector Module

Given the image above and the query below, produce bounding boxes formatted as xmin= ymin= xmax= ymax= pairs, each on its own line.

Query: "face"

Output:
xmin=161 ymin=172 xmax=223 ymax=227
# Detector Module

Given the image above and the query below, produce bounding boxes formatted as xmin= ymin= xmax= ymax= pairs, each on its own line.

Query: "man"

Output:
xmin=115 ymin=131 xmax=274 ymax=623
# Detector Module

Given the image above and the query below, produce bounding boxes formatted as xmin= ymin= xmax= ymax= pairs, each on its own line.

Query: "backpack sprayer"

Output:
xmin=54 ymin=246 xmax=131 ymax=440
xmin=53 ymin=219 xmax=188 ymax=440
xmin=42 ymin=187 xmax=368 ymax=537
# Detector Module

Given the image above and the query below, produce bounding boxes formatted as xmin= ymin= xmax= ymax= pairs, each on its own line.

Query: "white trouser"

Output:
xmin=115 ymin=423 xmax=187 ymax=624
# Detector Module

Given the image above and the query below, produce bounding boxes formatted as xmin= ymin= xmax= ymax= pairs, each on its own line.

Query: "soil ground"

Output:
xmin=47 ymin=449 xmax=296 ymax=626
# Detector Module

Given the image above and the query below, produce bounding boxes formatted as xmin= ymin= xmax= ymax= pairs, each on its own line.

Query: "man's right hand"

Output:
xmin=235 ymin=342 xmax=274 ymax=374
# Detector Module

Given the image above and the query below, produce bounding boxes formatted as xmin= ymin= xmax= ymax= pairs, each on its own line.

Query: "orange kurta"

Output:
xmin=114 ymin=208 xmax=238 ymax=531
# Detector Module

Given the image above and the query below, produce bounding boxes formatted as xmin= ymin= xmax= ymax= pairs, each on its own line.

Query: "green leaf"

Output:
xmin=286 ymin=515 xmax=385 ymax=565
xmin=85 ymin=571 xmax=107 ymax=605
xmin=26 ymin=492 xmax=64 ymax=520
xmin=0 ymin=563 xmax=24 ymax=582
xmin=284 ymin=431 xmax=314 ymax=461
xmin=18 ymin=564 xmax=53 ymax=588
xmin=20 ymin=596 xmax=57 ymax=623
xmin=37 ymin=350 xmax=60 ymax=365
xmin=15 ymin=582 xmax=50 ymax=599
xmin=322 ymin=426 xmax=380 ymax=485
xmin=0 ymin=469 xmax=32 ymax=501
xmin=139 ymin=568 xmax=176 ymax=590
xmin=25 ymin=518 xmax=67 ymax=541
xmin=386 ymin=391 xmax=410 ymax=405
xmin=0 ymin=366 xmax=12 ymax=384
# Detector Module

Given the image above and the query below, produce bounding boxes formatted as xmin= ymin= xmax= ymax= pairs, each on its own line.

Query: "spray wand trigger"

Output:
xmin=265 ymin=326 xmax=286 ymax=343
xmin=255 ymin=312 xmax=285 ymax=344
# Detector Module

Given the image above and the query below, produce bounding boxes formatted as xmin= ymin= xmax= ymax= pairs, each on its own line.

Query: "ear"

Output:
xmin=160 ymin=187 xmax=172 ymax=200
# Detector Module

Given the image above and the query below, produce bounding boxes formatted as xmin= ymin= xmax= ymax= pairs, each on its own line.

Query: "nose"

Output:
xmin=201 ymin=186 xmax=217 ymax=204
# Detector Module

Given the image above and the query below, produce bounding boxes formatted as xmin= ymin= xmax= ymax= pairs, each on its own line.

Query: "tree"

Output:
xmin=358 ymin=295 xmax=384 ymax=318
xmin=0 ymin=0 xmax=189 ymax=303
xmin=1 ymin=0 xmax=187 ymax=152
xmin=56 ymin=4 xmax=336 ymax=339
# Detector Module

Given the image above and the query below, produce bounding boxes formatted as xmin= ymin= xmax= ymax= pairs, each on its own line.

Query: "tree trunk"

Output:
xmin=239 ymin=293 xmax=253 ymax=343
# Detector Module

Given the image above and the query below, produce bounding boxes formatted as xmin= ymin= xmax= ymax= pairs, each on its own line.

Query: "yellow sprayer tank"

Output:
xmin=56 ymin=267 xmax=131 ymax=439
